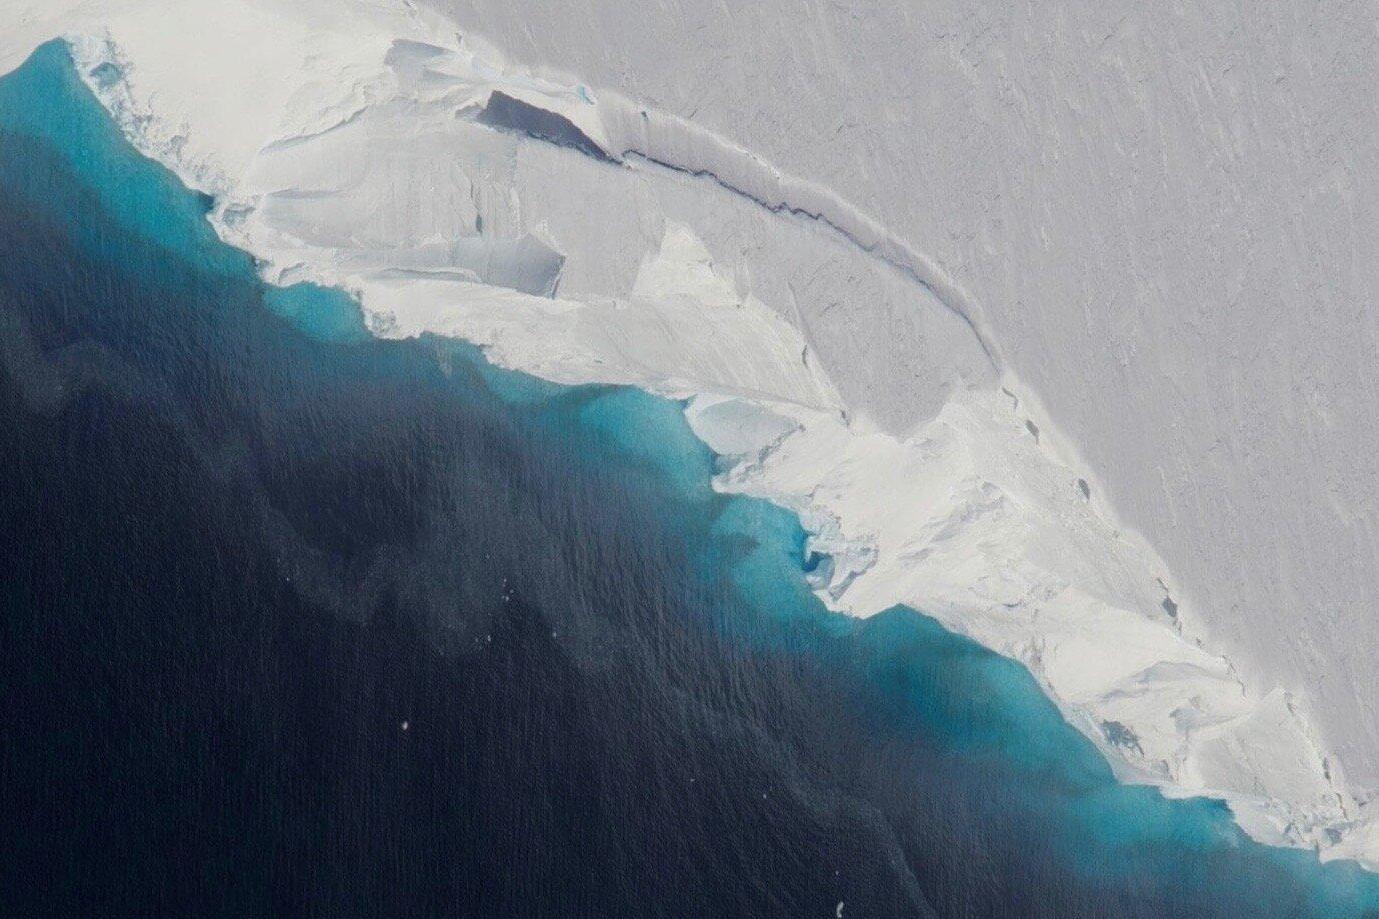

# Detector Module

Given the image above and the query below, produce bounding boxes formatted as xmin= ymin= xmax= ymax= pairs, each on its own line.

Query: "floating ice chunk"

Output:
xmin=683 ymin=394 xmax=800 ymax=459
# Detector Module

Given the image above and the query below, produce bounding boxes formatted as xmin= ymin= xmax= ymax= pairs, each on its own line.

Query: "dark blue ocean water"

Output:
xmin=1 ymin=42 xmax=1376 ymax=917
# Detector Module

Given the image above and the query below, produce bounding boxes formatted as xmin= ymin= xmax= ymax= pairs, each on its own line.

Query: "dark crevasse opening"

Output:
xmin=477 ymin=89 xmax=615 ymax=163
xmin=2 ymin=40 xmax=1378 ymax=919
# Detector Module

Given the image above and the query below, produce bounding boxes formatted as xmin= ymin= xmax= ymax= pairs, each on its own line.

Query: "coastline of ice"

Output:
xmin=4 ymin=0 xmax=1376 ymax=867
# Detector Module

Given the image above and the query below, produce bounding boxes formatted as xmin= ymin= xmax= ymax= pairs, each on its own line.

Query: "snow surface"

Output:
xmin=3 ymin=0 xmax=1376 ymax=866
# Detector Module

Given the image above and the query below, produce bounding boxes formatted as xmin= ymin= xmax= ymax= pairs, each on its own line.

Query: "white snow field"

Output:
xmin=4 ymin=0 xmax=1377 ymax=865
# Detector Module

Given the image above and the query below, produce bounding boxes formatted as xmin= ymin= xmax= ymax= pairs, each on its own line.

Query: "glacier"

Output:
xmin=3 ymin=0 xmax=1377 ymax=868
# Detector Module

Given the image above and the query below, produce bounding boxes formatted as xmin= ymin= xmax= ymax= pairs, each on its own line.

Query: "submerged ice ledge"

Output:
xmin=7 ymin=0 xmax=1374 ymax=868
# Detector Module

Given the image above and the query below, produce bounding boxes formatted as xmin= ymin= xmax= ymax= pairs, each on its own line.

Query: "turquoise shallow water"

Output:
xmin=2 ymin=40 xmax=1377 ymax=917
